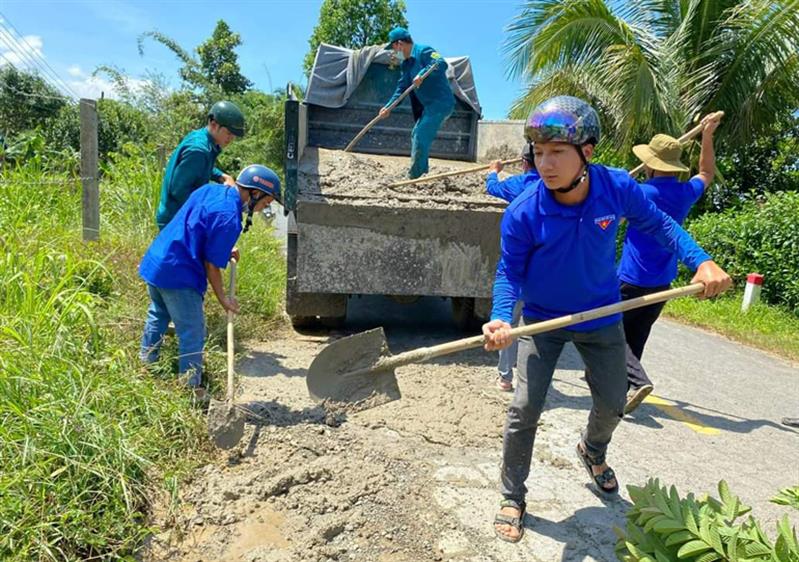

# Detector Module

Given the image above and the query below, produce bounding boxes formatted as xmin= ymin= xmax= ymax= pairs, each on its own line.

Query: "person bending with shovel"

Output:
xmin=618 ymin=116 xmax=720 ymax=414
xmin=379 ymin=26 xmax=455 ymax=179
xmin=485 ymin=144 xmax=540 ymax=392
xmin=139 ymin=164 xmax=281 ymax=403
xmin=482 ymin=96 xmax=732 ymax=543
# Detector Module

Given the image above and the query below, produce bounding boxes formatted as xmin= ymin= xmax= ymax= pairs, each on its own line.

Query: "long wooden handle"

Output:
xmin=372 ymin=283 xmax=704 ymax=373
xmin=226 ymin=258 xmax=237 ymax=402
xmin=630 ymin=111 xmax=724 ymax=176
xmin=388 ymin=157 xmax=524 ymax=188
xmin=344 ymin=63 xmax=439 ymax=152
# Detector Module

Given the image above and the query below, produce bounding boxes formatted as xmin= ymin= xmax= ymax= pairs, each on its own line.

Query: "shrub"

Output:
xmin=616 ymin=479 xmax=799 ymax=562
xmin=684 ymin=192 xmax=799 ymax=314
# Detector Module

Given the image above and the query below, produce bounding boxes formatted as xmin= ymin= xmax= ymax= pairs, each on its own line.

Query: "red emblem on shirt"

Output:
xmin=594 ymin=214 xmax=616 ymax=230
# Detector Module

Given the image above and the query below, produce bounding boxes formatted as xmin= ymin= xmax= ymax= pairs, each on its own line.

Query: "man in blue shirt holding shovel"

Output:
xmin=483 ymin=96 xmax=731 ymax=543
xmin=380 ymin=27 xmax=455 ymax=179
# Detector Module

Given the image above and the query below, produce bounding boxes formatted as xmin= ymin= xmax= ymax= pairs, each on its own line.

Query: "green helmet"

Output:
xmin=208 ymin=101 xmax=245 ymax=137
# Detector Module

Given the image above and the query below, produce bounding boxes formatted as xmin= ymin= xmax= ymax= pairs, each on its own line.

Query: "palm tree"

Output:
xmin=503 ymin=0 xmax=799 ymax=150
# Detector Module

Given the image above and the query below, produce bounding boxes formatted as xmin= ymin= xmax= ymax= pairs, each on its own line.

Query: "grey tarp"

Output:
xmin=304 ymin=43 xmax=482 ymax=116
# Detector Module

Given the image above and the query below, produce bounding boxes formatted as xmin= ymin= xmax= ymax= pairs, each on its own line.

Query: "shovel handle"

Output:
xmin=630 ymin=111 xmax=724 ymax=176
xmin=388 ymin=157 xmax=524 ymax=188
xmin=372 ymin=283 xmax=705 ymax=373
xmin=344 ymin=63 xmax=439 ymax=152
xmin=226 ymin=258 xmax=237 ymax=402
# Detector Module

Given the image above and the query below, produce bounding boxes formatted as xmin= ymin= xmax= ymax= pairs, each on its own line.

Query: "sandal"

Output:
xmin=493 ymin=499 xmax=526 ymax=543
xmin=576 ymin=442 xmax=619 ymax=497
xmin=496 ymin=376 xmax=514 ymax=392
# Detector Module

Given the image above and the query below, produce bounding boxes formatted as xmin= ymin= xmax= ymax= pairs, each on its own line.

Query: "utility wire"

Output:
xmin=0 ymin=14 xmax=79 ymax=98
xmin=0 ymin=15 xmax=79 ymax=98
xmin=0 ymin=30 xmax=67 ymax=96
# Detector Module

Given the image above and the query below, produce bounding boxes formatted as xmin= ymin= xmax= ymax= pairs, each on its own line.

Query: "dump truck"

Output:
xmin=282 ymin=44 xmax=523 ymax=329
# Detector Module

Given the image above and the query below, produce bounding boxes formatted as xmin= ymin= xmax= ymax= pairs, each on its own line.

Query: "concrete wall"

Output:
xmin=476 ymin=120 xmax=525 ymax=162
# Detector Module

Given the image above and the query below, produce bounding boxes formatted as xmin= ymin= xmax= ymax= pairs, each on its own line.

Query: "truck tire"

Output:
xmin=451 ymin=297 xmax=477 ymax=332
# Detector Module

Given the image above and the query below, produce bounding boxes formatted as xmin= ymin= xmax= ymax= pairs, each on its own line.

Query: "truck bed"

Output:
xmin=297 ymin=147 xmax=514 ymax=210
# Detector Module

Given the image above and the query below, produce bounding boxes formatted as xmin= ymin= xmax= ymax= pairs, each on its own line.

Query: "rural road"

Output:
xmin=146 ymin=294 xmax=798 ymax=562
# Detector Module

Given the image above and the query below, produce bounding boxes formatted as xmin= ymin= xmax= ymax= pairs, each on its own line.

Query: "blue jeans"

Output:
xmin=497 ymin=301 xmax=524 ymax=380
xmin=500 ymin=320 xmax=626 ymax=503
xmin=140 ymin=284 xmax=205 ymax=387
xmin=409 ymin=105 xmax=453 ymax=179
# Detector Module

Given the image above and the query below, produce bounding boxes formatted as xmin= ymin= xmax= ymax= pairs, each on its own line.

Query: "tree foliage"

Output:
xmin=197 ymin=20 xmax=252 ymax=95
xmin=138 ymin=19 xmax=251 ymax=98
xmin=303 ymin=0 xmax=408 ymax=73
xmin=504 ymin=0 xmax=799 ymax=150
xmin=0 ymin=66 xmax=66 ymax=138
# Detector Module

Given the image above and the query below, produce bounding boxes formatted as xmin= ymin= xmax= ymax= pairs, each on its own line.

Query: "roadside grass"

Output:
xmin=0 ymin=148 xmax=286 ymax=560
xmin=664 ymin=290 xmax=799 ymax=362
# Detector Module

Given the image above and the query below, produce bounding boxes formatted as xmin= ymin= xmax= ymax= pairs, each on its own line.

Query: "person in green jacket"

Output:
xmin=155 ymin=101 xmax=246 ymax=229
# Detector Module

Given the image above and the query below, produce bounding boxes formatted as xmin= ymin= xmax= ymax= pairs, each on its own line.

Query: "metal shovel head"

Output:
xmin=306 ymin=327 xmax=401 ymax=406
xmin=207 ymin=399 xmax=245 ymax=450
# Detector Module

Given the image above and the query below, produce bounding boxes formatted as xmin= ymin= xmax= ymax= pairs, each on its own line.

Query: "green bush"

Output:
xmin=684 ymin=192 xmax=799 ymax=315
xmin=616 ymin=479 xmax=799 ymax=562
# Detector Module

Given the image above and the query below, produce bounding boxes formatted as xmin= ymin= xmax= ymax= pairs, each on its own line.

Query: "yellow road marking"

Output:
xmin=643 ymin=395 xmax=721 ymax=435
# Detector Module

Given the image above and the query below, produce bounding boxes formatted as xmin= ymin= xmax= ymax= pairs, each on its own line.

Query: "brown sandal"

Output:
xmin=493 ymin=499 xmax=526 ymax=543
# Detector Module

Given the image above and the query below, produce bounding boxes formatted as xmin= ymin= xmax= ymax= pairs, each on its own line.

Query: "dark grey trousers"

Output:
xmin=500 ymin=320 xmax=627 ymax=503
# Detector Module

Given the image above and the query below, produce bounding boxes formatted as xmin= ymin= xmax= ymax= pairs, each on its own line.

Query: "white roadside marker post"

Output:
xmin=741 ymin=273 xmax=764 ymax=312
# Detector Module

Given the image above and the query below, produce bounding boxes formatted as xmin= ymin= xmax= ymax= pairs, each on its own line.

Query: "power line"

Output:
xmin=0 ymin=30 xmax=67 ymax=97
xmin=0 ymin=14 xmax=79 ymax=98
xmin=0 ymin=13 xmax=78 ymax=98
xmin=0 ymin=27 xmax=75 ymax=99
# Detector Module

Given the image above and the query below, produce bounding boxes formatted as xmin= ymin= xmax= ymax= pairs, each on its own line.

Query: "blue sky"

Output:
xmin=0 ymin=0 xmax=530 ymax=119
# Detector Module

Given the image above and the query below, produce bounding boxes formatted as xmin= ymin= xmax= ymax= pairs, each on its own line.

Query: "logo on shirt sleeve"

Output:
xmin=594 ymin=214 xmax=616 ymax=230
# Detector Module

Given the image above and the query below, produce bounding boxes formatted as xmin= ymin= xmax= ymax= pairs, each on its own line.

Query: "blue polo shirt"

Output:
xmin=385 ymin=43 xmax=455 ymax=113
xmin=156 ymin=127 xmax=226 ymax=228
xmin=486 ymin=170 xmax=541 ymax=203
xmin=141 ymin=183 xmax=242 ymax=295
xmin=490 ymin=165 xmax=711 ymax=331
xmin=618 ymin=176 xmax=706 ymax=287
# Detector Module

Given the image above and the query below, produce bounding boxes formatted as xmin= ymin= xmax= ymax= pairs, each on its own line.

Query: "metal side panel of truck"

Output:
xmin=282 ymin=62 xmax=516 ymax=329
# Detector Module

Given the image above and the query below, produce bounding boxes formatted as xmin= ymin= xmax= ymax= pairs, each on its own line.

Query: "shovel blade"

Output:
xmin=208 ymin=400 xmax=245 ymax=450
xmin=306 ymin=327 xmax=401 ymax=406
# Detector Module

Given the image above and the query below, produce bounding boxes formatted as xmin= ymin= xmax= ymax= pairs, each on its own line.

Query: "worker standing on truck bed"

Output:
xmin=380 ymin=26 xmax=455 ymax=179
xmin=482 ymin=96 xmax=732 ymax=543
xmin=156 ymin=101 xmax=246 ymax=229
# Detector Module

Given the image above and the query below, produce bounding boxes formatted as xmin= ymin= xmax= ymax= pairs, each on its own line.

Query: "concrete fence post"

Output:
xmin=80 ymin=98 xmax=99 ymax=241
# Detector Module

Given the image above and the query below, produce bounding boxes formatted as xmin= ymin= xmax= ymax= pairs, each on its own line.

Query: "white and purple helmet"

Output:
xmin=525 ymin=96 xmax=601 ymax=146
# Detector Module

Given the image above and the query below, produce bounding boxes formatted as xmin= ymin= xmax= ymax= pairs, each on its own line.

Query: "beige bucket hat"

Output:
xmin=632 ymin=134 xmax=689 ymax=173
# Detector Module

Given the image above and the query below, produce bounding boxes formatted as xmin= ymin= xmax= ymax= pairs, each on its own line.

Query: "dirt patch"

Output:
xmin=298 ymin=148 xmax=519 ymax=209
xmin=143 ymin=333 xmax=512 ymax=562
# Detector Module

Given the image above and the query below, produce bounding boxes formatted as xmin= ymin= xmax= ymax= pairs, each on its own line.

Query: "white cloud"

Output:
xmin=67 ymin=74 xmax=149 ymax=101
xmin=67 ymin=65 xmax=83 ymax=77
xmin=0 ymin=31 xmax=44 ymax=69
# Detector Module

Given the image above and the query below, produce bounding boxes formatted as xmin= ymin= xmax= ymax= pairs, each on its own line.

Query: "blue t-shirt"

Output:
xmin=486 ymin=170 xmax=540 ymax=203
xmin=618 ymin=176 xmax=706 ymax=287
xmin=385 ymin=43 xmax=455 ymax=113
xmin=490 ymin=165 xmax=711 ymax=331
xmin=141 ymin=183 xmax=242 ymax=294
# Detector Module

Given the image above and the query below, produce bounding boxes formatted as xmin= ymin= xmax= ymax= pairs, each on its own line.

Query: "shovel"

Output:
xmin=387 ymin=157 xmax=524 ymax=188
xmin=306 ymin=283 xmax=704 ymax=406
xmin=344 ymin=63 xmax=438 ymax=152
xmin=207 ymin=258 xmax=245 ymax=449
